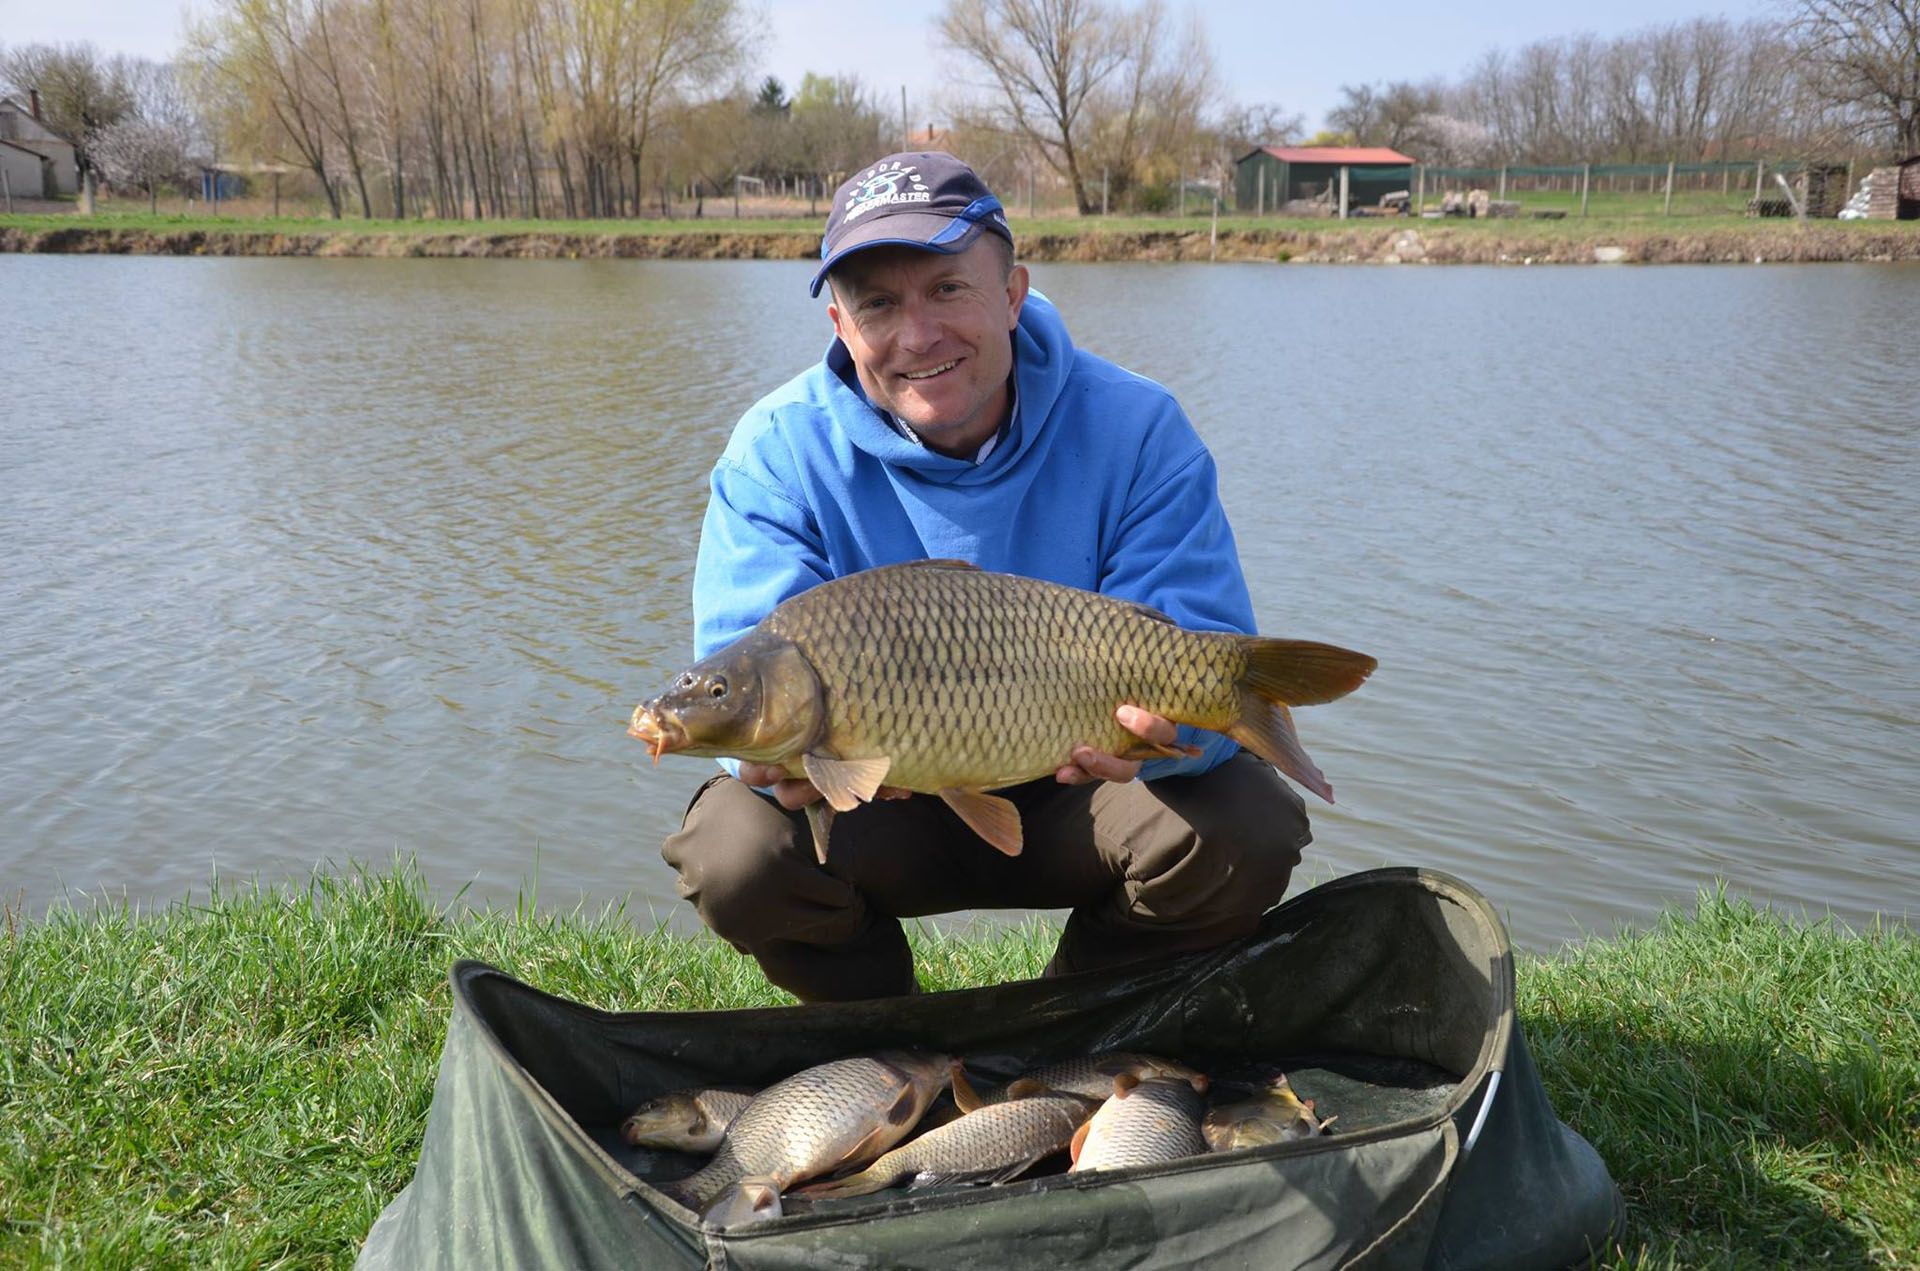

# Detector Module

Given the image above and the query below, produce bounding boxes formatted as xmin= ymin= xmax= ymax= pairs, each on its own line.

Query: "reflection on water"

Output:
xmin=2 ymin=255 xmax=1915 ymax=949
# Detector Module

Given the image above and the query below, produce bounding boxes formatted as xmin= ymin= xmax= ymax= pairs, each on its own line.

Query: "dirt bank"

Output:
xmin=5 ymin=222 xmax=1918 ymax=264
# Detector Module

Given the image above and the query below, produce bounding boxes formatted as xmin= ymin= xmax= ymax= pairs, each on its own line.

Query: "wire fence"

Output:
xmin=1243 ymin=159 xmax=1868 ymax=220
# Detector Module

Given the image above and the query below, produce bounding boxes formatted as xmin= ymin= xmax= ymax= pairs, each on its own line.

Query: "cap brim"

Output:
xmin=809 ymin=214 xmax=996 ymax=297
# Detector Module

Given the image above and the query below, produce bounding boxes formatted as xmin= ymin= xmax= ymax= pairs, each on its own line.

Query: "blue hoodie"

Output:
xmin=691 ymin=291 xmax=1254 ymax=780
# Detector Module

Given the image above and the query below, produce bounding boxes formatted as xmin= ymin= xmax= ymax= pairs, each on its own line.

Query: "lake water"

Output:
xmin=2 ymin=254 xmax=1914 ymax=951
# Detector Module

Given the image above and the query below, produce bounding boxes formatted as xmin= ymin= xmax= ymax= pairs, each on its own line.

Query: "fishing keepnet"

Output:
xmin=356 ymin=868 xmax=1621 ymax=1269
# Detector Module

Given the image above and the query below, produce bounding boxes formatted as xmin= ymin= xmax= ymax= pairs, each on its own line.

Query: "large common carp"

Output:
xmin=1069 ymin=1075 xmax=1210 ymax=1173
xmin=663 ymin=1051 xmax=951 ymax=1216
xmin=629 ymin=560 xmax=1375 ymax=859
xmin=800 ymin=1090 xmax=1098 ymax=1199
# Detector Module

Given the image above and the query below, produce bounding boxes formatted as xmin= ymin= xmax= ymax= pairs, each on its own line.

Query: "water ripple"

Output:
xmin=3 ymin=256 xmax=1915 ymax=948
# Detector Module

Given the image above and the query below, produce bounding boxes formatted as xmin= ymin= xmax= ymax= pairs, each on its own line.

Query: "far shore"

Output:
xmin=6 ymin=211 xmax=1920 ymax=265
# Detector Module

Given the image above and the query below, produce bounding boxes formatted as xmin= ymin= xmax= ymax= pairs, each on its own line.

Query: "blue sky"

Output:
xmin=4 ymin=0 xmax=1779 ymax=130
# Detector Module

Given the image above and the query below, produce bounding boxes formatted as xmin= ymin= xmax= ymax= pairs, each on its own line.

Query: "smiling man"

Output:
xmin=661 ymin=152 xmax=1312 ymax=1001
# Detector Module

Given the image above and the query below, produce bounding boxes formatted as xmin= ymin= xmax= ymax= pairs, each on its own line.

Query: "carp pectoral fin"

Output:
xmin=1068 ymin=1118 xmax=1092 ymax=1165
xmin=833 ymin=1092 xmax=922 ymax=1173
xmin=802 ymin=753 xmax=892 ymax=812
xmin=938 ymin=789 xmax=1023 ymax=856
xmin=1226 ymin=698 xmax=1335 ymax=804
xmin=804 ymin=803 xmax=836 ymax=866
xmin=706 ymin=1176 xmax=783 ymax=1226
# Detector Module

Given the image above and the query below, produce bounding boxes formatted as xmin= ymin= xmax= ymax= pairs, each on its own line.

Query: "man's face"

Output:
xmin=827 ymin=237 xmax=1030 ymax=458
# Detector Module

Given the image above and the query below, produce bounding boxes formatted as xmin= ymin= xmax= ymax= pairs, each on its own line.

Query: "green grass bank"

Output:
xmin=5 ymin=210 xmax=1920 ymax=265
xmin=1 ymin=864 xmax=1914 ymax=1268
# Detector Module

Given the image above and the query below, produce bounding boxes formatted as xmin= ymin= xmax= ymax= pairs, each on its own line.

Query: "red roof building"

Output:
xmin=1249 ymin=146 xmax=1416 ymax=166
xmin=1235 ymin=145 xmax=1417 ymax=214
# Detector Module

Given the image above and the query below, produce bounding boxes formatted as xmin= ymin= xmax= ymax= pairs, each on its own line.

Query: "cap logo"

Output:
xmin=844 ymin=160 xmax=931 ymax=222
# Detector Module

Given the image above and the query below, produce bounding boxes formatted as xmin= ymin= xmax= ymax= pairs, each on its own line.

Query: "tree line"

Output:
xmin=2 ymin=0 xmax=1914 ymax=219
xmin=1326 ymin=10 xmax=1917 ymax=168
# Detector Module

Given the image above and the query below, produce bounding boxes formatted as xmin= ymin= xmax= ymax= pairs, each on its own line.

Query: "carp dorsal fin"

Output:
xmin=950 ymin=1062 xmax=988 ymax=1113
xmin=802 ymin=753 xmax=891 ymax=813
xmin=938 ymin=788 xmax=1023 ymax=856
xmin=864 ymin=557 xmax=981 ymax=575
xmin=1119 ymin=599 xmax=1178 ymax=625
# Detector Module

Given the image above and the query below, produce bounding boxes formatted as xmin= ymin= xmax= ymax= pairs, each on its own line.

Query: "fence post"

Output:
xmin=1581 ymin=162 xmax=1590 ymax=217
xmin=1845 ymin=157 xmax=1855 ymax=204
xmin=1179 ymin=170 xmax=1185 ymax=217
xmin=1257 ymin=164 xmax=1264 ymax=216
xmin=1416 ymin=164 xmax=1425 ymax=215
xmin=1753 ymin=159 xmax=1764 ymax=204
xmin=1027 ymin=168 xmax=1035 ymax=217
xmin=1102 ymin=168 xmax=1109 ymax=216
xmin=733 ymin=173 xmax=740 ymax=218
xmin=1663 ymin=160 xmax=1675 ymax=216
xmin=1498 ymin=164 xmax=1507 ymax=200
xmin=1339 ymin=166 xmax=1350 ymax=219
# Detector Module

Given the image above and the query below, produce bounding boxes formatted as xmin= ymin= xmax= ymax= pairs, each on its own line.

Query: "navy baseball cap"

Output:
xmin=809 ymin=152 xmax=1013 ymax=297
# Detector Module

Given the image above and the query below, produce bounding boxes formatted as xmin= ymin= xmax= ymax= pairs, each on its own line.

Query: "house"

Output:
xmin=0 ymin=92 xmax=79 ymax=198
xmin=1236 ymin=146 xmax=1416 ymax=214
xmin=905 ymin=122 xmax=951 ymax=153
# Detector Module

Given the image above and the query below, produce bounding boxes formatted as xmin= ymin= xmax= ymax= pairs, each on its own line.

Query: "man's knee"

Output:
xmin=1119 ymin=755 xmax=1310 ymax=922
xmin=661 ymin=777 xmax=807 ymax=941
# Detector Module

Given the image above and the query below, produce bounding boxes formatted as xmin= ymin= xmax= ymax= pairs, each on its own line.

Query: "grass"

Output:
xmin=1 ymin=863 xmax=1914 ymax=1268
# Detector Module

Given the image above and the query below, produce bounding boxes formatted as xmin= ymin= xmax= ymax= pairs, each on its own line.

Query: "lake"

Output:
xmin=2 ymin=253 xmax=1914 ymax=951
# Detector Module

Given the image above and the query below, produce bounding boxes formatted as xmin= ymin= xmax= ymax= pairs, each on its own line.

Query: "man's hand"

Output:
xmin=737 ymin=762 xmax=912 ymax=812
xmin=1055 ymin=705 xmax=1179 ymax=786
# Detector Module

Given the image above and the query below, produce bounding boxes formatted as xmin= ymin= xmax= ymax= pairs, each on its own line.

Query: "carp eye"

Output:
xmin=708 ymin=676 xmax=729 ymax=699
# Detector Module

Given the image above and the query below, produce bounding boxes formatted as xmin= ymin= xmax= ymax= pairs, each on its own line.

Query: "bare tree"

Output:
xmin=621 ymin=0 xmax=758 ymax=219
xmin=939 ymin=0 xmax=1135 ymax=214
xmin=188 ymin=1 xmax=344 ymax=215
xmin=1791 ymin=0 xmax=1920 ymax=151
xmin=1328 ymin=80 xmax=1445 ymax=154
xmin=1215 ymin=101 xmax=1304 ymax=155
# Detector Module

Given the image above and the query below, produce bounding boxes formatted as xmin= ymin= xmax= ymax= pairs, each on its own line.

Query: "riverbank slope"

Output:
xmin=1 ymin=863 xmax=1913 ymax=1266
xmin=6 ymin=212 xmax=1920 ymax=264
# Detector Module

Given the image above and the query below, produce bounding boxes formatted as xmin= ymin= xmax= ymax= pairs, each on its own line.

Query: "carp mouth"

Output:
xmin=627 ymin=705 xmax=688 ymax=763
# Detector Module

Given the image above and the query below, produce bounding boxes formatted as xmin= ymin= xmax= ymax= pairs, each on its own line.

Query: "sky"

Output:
xmin=2 ymin=0 xmax=1781 ymax=131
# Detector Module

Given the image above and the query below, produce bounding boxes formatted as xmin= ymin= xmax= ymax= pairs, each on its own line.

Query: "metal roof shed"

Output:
xmin=1237 ymin=146 xmax=1416 ymax=216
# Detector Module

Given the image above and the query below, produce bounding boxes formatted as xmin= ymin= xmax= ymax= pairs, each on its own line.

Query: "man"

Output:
xmin=662 ymin=152 xmax=1309 ymax=1001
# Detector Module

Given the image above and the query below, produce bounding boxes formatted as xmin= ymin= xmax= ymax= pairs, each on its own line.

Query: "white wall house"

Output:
xmin=0 ymin=96 xmax=80 ymax=197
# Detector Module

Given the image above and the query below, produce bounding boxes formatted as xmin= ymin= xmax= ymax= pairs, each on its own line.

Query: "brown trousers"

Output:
xmin=661 ymin=752 xmax=1309 ymax=1002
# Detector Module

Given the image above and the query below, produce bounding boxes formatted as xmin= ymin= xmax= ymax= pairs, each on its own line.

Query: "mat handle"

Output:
xmin=1462 ymin=1069 xmax=1502 ymax=1156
